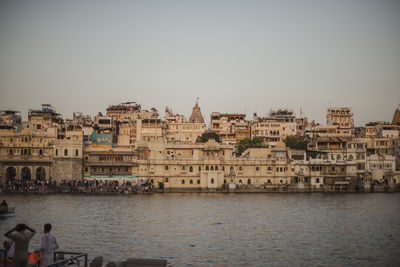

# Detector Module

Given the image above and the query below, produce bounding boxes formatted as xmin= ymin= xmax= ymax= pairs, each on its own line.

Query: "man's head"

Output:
xmin=15 ymin=224 xmax=27 ymax=232
xmin=44 ymin=223 xmax=52 ymax=233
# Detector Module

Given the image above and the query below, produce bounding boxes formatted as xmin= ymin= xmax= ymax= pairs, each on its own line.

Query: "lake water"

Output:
xmin=1 ymin=193 xmax=400 ymax=266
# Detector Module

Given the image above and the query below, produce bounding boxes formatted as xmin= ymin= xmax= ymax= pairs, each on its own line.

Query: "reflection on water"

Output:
xmin=1 ymin=193 xmax=400 ymax=266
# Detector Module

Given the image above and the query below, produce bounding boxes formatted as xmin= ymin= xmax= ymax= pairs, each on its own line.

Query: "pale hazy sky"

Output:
xmin=1 ymin=0 xmax=399 ymax=126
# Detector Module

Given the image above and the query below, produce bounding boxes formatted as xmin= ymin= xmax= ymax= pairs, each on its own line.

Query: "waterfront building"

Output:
xmin=52 ymin=129 xmax=83 ymax=181
xmin=210 ymin=113 xmax=250 ymax=144
xmin=0 ymin=128 xmax=55 ymax=183
xmin=165 ymin=106 xmax=207 ymax=144
xmin=27 ymin=104 xmax=64 ymax=131
xmin=134 ymin=140 xmax=290 ymax=190
xmin=327 ymin=107 xmax=354 ymax=130
xmin=0 ymin=110 xmax=22 ymax=132
xmin=251 ymin=110 xmax=307 ymax=146
xmin=83 ymin=145 xmax=137 ymax=180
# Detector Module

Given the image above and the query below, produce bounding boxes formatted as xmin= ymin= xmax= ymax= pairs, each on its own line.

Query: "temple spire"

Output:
xmin=189 ymin=98 xmax=204 ymax=123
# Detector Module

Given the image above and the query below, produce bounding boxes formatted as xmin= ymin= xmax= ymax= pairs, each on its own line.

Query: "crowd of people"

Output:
xmin=2 ymin=223 xmax=58 ymax=267
xmin=0 ymin=179 xmax=155 ymax=194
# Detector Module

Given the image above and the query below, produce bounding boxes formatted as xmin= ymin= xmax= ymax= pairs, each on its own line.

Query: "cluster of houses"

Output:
xmin=0 ymin=101 xmax=399 ymax=192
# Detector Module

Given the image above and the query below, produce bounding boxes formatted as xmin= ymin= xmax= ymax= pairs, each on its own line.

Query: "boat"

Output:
xmin=0 ymin=207 xmax=15 ymax=218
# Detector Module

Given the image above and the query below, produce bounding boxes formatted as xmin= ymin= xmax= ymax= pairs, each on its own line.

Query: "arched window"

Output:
xmin=75 ymin=149 xmax=79 ymax=156
xmin=256 ymin=167 xmax=259 ymax=171
xmin=25 ymin=137 xmax=28 ymax=142
xmin=247 ymin=179 xmax=251 ymax=184
xmin=181 ymin=179 xmax=185 ymax=184
xmin=206 ymin=166 xmax=209 ymax=171
xmin=39 ymin=149 xmax=43 ymax=156
xmin=222 ymin=166 xmax=225 ymax=171
xmin=197 ymin=179 xmax=200 ymax=184
xmin=190 ymin=179 xmax=193 ymax=184
xmin=55 ymin=149 xmax=58 ymax=156
xmin=230 ymin=167 xmax=234 ymax=172
xmin=189 ymin=166 xmax=193 ymax=172
xmin=337 ymin=154 xmax=341 ymax=160
xmin=165 ymin=165 xmax=169 ymax=170
xmin=6 ymin=167 xmax=16 ymax=182
xmin=267 ymin=179 xmax=271 ymax=184
xmin=211 ymin=178 xmax=214 ymax=184
xmin=348 ymin=155 xmax=353 ymax=161
xmin=9 ymin=149 xmax=13 ymax=156
xmin=239 ymin=179 xmax=242 ymax=184
xmin=23 ymin=149 xmax=28 ymax=155
xmin=316 ymin=178 xmax=320 ymax=183
xmin=165 ymin=178 xmax=169 ymax=183
xmin=64 ymin=149 xmax=68 ymax=156
xmin=268 ymin=166 xmax=272 ymax=171
xmin=223 ymin=179 xmax=226 ymax=184
xmin=182 ymin=165 xmax=185 ymax=171
xmin=198 ymin=166 xmax=201 ymax=171
xmin=210 ymin=166 xmax=214 ymax=171
xmin=239 ymin=166 xmax=242 ymax=171
xmin=215 ymin=166 xmax=218 ymax=171
xmin=36 ymin=167 xmax=46 ymax=181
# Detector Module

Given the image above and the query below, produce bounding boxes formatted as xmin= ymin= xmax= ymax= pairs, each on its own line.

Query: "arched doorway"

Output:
xmin=6 ymin=167 xmax=16 ymax=182
xmin=21 ymin=167 xmax=31 ymax=181
xmin=36 ymin=167 xmax=46 ymax=181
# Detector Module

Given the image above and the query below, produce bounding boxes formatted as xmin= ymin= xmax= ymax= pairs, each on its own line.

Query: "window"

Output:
xmin=190 ymin=179 xmax=193 ymax=184
xmin=211 ymin=178 xmax=214 ymax=184
xmin=181 ymin=179 xmax=185 ymax=184
xmin=210 ymin=166 xmax=214 ymax=171
xmin=224 ymin=179 xmax=226 ymax=184
xmin=165 ymin=178 xmax=169 ymax=183
xmin=222 ymin=166 xmax=225 ymax=171
xmin=256 ymin=167 xmax=259 ymax=171
xmin=165 ymin=165 xmax=169 ymax=171
xmin=85 ymin=167 xmax=88 ymax=172
xmin=189 ymin=166 xmax=193 ymax=172
xmin=247 ymin=179 xmax=251 ymax=184
xmin=9 ymin=149 xmax=13 ymax=156
xmin=64 ymin=149 xmax=68 ymax=156
xmin=75 ymin=149 xmax=79 ymax=156
xmin=267 ymin=179 xmax=271 ymax=184
xmin=197 ymin=179 xmax=200 ymax=184
xmin=215 ymin=166 xmax=218 ymax=171
xmin=268 ymin=166 xmax=272 ymax=171
xmin=239 ymin=166 xmax=242 ymax=171
xmin=39 ymin=149 xmax=43 ymax=156
xmin=182 ymin=166 xmax=185 ymax=171
xmin=206 ymin=166 xmax=209 ymax=171
xmin=198 ymin=166 xmax=201 ymax=171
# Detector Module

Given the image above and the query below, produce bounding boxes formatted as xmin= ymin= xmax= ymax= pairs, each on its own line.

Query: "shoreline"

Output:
xmin=2 ymin=184 xmax=399 ymax=195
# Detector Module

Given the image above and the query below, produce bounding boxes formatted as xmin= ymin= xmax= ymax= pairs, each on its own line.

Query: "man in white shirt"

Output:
xmin=40 ymin=223 xmax=59 ymax=267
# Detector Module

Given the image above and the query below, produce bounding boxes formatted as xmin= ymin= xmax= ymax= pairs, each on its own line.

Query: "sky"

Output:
xmin=0 ymin=0 xmax=399 ymax=127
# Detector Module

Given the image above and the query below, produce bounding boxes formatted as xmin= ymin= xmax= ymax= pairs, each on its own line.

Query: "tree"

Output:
xmin=237 ymin=136 xmax=266 ymax=155
xmin=196 ymin=131 xmax=221 ymax=143
xmin=284 ymin=136 xmax=308 ymax=150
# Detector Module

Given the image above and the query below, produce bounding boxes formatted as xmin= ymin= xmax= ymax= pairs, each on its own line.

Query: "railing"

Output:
xmin=47 ymin=251 xmax=88 ymax=267
xmin=1 ymin=250 xmax=88 ymax=267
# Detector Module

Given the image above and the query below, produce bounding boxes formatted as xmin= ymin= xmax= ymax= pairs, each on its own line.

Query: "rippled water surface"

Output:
xmin=1 ymin=193 xmax=400 ymax=266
